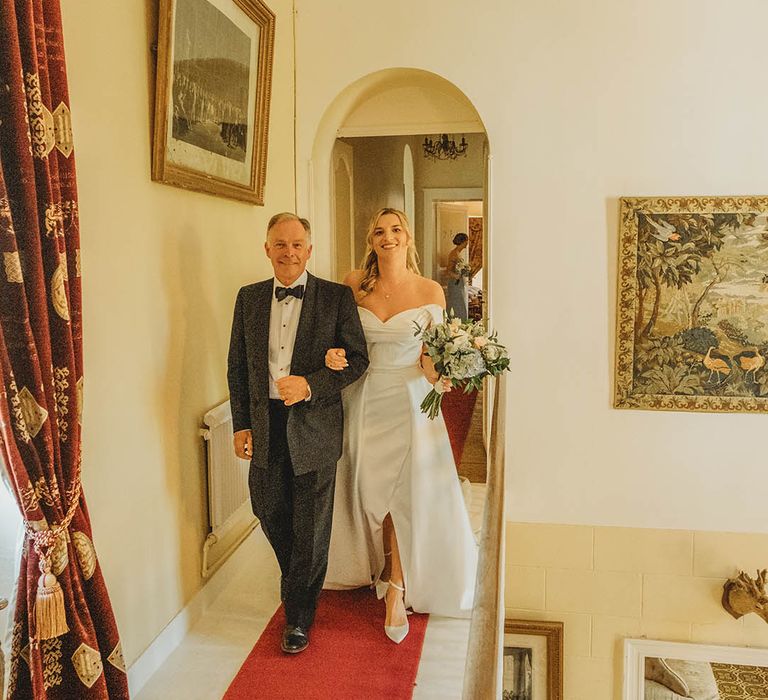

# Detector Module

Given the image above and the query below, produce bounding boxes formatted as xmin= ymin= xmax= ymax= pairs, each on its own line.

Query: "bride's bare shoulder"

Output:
xmin=342 ymin=269 xmax=364 ymax=291
xmin=416 ymin=276 xmax=446 ymax=308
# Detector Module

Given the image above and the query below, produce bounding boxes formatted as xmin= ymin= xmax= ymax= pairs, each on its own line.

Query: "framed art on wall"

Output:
xmin=152 ymin=0 xmax=275 ymax=204
xmin=614 ymin=196 xmax=768 ymax=412
xmin=503 ymin=619 xmax=563 ymax=700
xmin=624 ymin=638 xmax=768 ymax=700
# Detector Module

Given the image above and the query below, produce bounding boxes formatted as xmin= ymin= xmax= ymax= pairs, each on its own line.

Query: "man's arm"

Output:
xmin=227 ymin=289 xmax=251 ymax=433
xmin=304 ymin=286 xmax=368 ymax=401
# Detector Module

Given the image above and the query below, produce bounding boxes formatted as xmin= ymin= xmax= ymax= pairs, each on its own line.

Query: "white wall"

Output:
xmin=295 ymin=0 xmax=768 ymax=533
xmin=59 ymin=0 xmax=296 ymax=665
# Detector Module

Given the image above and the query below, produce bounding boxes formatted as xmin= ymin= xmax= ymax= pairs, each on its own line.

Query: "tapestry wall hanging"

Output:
xmin=152 ymin=0 xmax=275 ymax=204
xmin=615 ymin=196 xmax=768 ymax=412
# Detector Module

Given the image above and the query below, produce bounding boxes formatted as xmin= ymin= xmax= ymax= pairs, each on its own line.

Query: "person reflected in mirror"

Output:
xmin=227 ymin=213 xmax=369 ymax=654
xmin=445 ymin=232 xmax=470 ymax=321
xmin=322 ymin=208 xmax=478 ymax=644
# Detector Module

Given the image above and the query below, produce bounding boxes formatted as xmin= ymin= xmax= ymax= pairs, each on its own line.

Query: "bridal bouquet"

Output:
xmin=414 ymin=313 xmax=510 ymax=419
xmin=453 ymin=259 xmax=473 ymax=279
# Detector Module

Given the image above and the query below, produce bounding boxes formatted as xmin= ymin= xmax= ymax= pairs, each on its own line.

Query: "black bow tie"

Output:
xmin=275 ymin=285 xmax=304 ymax=301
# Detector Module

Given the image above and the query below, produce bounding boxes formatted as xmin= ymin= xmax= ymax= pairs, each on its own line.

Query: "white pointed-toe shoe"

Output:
xmin=384 ymin=581 xmax=409 ymax=644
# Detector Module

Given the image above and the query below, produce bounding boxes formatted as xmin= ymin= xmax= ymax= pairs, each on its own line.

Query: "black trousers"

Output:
xmin=248 ymin=400 xmax=336 ymax=628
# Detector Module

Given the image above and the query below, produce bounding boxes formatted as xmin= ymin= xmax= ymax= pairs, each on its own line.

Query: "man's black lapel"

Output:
xmin=252 ymin=280 xmax=273 ymax=396
xmin=291 ymin=273 xmax=316 ymax=375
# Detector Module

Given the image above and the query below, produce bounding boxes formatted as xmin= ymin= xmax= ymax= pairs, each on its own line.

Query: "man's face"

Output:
xmin=265 ymin=219 xmax=312 ymax=285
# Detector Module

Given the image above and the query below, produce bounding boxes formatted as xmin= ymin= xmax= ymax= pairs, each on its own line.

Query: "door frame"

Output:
xmin=330 ymin=141 xmax=355 ymax=281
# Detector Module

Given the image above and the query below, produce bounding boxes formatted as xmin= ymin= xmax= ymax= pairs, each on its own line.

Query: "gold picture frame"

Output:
xmin=152 ymin=0 xmax=275 ymax=204
xmin=615 ymin=196 xmax=768 ymax=412
xmin=503 ymin=619 xmax=563 ymax=700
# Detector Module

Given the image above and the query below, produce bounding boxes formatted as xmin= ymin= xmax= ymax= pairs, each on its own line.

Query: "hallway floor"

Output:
xmin=134 ymin=482 xmax=486 ymax=700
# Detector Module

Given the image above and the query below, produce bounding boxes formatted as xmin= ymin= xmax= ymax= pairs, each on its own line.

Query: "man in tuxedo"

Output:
xmin=227 ymin=213 xmax=368 ymax=654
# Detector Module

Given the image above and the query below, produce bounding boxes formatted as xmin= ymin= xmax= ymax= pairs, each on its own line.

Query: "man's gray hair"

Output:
xmin=266 ymin=212 xmax=312 ymax=242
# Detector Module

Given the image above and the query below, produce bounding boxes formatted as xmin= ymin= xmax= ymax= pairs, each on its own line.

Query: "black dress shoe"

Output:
xmin=281 ymin=625 xmax=309 ymax=654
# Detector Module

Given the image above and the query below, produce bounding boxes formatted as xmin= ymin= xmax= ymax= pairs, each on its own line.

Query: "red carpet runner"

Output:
xmin=441 ymin=388 xmax=478 ymax=465
xmin=223 ymin=589 xmax=429 ymax=700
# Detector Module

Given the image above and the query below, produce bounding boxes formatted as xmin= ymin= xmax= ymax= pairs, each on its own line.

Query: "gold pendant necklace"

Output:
xmin=378 ymin=271 xmax=408 ymax=299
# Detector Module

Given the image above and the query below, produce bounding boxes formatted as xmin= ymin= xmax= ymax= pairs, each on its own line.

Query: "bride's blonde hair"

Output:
xmin=358 ymin=208 xmax=421 ymax=296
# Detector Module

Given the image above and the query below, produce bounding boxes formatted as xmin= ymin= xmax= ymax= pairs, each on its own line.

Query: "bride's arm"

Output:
xmin=419 ymin=279 xmax=451 ymax=389
xmin=420 ymin=349 xmax=452 ymax=391
xmin=420 ymin=349 xmax=440 ymax=384
xmin=325 ymin=269 xmax=363 ymax=371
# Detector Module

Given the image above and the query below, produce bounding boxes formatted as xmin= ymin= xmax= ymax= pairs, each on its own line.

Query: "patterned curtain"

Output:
xmin=0 ymin=1 xmax=128 ymax=697
xmin=468 ymin=216 xmax=483 ymax=277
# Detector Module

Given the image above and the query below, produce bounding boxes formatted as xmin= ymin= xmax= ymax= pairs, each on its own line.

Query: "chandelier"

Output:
xmin=422 ymin=134 xmax=468 ymax=161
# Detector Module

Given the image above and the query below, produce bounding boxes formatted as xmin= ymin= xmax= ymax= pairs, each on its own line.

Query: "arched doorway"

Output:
xmin=310 ymin=67 xmax=492 ymax=454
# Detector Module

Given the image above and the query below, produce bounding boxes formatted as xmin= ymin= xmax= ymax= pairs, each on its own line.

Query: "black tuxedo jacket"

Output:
xmin=227 ymin=272 xmax=369 ymax=475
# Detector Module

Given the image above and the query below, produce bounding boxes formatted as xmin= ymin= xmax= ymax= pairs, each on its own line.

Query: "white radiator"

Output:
xmin=200 ymin=400 xmax=256 ymax=577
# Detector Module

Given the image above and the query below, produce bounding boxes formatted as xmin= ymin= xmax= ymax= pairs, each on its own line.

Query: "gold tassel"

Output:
xmin=34 ymin=561 xmax=68 ymax=640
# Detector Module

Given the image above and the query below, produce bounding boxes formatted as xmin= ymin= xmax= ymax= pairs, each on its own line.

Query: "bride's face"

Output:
xmin=372 ymin=213 xmax=409 ymax=261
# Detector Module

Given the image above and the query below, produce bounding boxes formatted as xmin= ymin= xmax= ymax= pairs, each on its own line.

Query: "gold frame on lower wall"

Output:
xmin=503 ymin=619 xmax=563 ymax=700
xmin=614 ymin=196 xmax=768 ymax=412
xmin=624 ymin=638 xmax=768 ymax=700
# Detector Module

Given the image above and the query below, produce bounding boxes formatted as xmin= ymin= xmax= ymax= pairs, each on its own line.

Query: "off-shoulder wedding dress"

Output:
xmin=324 ymin=304 xmax=478 ymax=618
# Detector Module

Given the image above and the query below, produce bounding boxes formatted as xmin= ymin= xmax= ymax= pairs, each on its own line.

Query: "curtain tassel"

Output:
xmin=35 ymin=560 xmax=68 ymax=640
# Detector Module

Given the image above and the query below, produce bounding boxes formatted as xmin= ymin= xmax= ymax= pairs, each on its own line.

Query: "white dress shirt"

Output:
xmin=269 ymin=270 xmax=308 ymax=400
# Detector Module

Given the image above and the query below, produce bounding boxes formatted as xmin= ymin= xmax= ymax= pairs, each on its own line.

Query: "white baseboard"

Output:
xmin=127 ymin=524 xmax=258 ymax=697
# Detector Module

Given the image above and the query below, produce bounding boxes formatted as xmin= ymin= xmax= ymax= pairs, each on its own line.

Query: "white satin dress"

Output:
xmin=324 ymin=304 xmax=478 ymax=618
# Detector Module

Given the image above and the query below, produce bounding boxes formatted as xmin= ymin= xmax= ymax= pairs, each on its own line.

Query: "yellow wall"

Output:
xmin=506 ymin=523 xmax=768 ymax=699
xmin=59 ymin=0 xmax=296 ymax=665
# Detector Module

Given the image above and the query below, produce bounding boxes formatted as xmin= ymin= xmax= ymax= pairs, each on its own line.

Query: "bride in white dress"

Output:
xmin=323 ymin=208 xmax=478 ymax=643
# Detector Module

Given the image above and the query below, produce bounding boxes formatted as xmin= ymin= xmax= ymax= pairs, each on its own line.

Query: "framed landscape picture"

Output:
xmin=614 ymin=196 xmax=768 ymax=412
xmin=624 ymin=638 xmax=768 ymax=700
xmin=503 ymin=619 xmax=563 ymax=700
xmin=152 ymin=0 xmax=275 ymax=204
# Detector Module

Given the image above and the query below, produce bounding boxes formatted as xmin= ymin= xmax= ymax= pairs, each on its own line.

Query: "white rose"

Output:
xmin=482 ymin=344 xmax=500 ymax=361
xmin=453 ymin=329 xmax=471 ymax=347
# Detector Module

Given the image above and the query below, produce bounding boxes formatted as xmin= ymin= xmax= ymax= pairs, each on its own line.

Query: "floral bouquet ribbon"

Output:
xmin=414 ymin=313 xmax=510 ymax=419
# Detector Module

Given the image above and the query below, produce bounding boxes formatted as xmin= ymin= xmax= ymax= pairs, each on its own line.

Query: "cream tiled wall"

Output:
xmin=505 ymin=523 xmax=768 ymax=700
